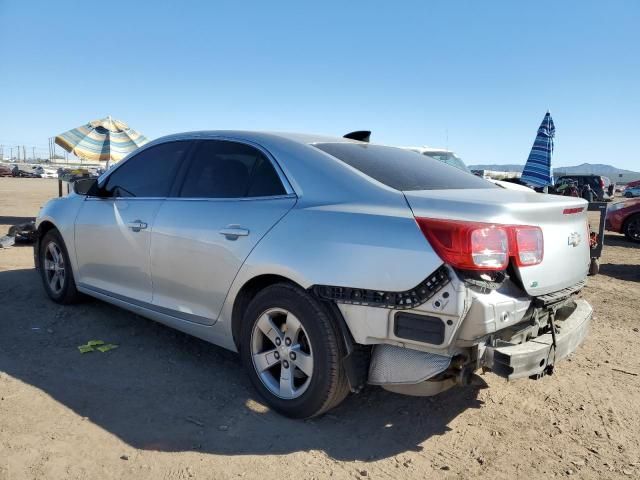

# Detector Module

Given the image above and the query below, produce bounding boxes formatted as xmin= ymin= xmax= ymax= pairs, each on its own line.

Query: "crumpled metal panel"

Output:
xmin=368 ymin=344 xmax=451 ymax=385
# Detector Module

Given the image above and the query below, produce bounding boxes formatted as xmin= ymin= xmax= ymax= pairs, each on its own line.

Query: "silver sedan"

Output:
xmin=35 ymin=131 xmax=593 ymax=418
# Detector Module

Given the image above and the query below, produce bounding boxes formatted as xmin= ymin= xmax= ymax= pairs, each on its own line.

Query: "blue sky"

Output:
xmin=1 ymin=1 xmax=638 ymax=169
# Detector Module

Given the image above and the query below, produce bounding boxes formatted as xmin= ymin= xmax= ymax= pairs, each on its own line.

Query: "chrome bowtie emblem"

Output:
xmin=568 ymin=232 xmax=581 ymax=247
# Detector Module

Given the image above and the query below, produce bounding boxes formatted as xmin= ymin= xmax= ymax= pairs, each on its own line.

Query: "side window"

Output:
xmin=102 ymin=142 xmax=187 ymax=197
xmin=179 ymin=140 xmax=286 ymax=198
xmin=247 ymin=156 xmax=287 ymax=197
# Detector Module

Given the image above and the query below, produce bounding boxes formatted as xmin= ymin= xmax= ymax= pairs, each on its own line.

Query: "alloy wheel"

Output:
xmin=43 ymin=241 xmax=66 ymax=295
xmin=250 ymin=308 xmax=314 ymax=399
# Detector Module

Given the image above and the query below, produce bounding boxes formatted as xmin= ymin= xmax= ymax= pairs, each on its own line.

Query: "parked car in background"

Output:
xmin=556 ymin=174 xmax=611 ymax=202
xmin=400 ymin=146 xmax=470 ymax=172
xmin=10 ymin=165 xmax=40 ymax=178
xmin=489 ymin=178 xmax=534 ymax=191
xmin=0 ymin=163 xmax=13 ymax=176
xmin=606 ymin=199 xmax=640 ymax=242
xmin=623 ymin=186 xmax=640 ymax=198
xmin=35 ymin=131 xmax=593 ymax=418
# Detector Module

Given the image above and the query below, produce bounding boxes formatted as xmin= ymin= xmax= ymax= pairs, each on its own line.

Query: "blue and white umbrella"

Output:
xmin=521 ymin=112 xmax=555 ymax=187
xmin=55 ymin=116 xmax=148 ymax=164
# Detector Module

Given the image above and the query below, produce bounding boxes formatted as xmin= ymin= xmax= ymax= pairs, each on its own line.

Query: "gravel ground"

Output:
xmin=1 ymin=177 xmax=639 ymax=480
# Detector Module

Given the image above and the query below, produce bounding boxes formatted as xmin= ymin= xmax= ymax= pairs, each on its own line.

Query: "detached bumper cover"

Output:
xmin=484 ymin=299 xmax=592 ymax=380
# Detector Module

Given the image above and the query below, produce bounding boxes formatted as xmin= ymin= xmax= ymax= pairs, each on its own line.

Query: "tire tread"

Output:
xmin=623 ymin=213 xmax=640 ymax=243
xmin=241 ymin=282 xmax=350 ymax=418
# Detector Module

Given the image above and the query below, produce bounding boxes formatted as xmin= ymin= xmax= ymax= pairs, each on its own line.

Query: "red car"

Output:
xmin=606 ymin=199 xmax=640 ymax=243
xmin=0 ymin=164 xmax=13 ymax=177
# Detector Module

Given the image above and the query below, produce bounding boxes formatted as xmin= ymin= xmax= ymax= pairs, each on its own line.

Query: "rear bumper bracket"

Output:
xmin=483 ymin=299 xmax=592 ymax=380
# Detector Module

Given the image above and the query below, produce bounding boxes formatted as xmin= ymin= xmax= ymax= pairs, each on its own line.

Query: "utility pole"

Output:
xmin=23 ymin=146 xmax=27 ymax=163
xmin=33 ymin=147 xmax=36 ymax=162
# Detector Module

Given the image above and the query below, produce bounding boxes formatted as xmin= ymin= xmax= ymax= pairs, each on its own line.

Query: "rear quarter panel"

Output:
xmin=218 ymin=199 xmax=445 ymax=337
xmin=241 ymin=204 xmax=442 ymax=289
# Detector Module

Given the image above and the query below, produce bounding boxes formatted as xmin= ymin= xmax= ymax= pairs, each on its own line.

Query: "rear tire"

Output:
xmin=240 ymin=283 xmax=349 ymax=418
xmin=624 ymin=214 xmax=640 ymax=243
xmin=39 ymin=229 xmax=82 ymax=304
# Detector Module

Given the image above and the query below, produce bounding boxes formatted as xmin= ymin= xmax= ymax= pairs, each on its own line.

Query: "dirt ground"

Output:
xmin=1 ymin=177 xmax=639 ymax=480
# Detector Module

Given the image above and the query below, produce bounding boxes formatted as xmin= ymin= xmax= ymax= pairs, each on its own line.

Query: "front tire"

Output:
xmin=624 ymin=214 xmax=640 ymax=243
xmin=39 ymin=229 xmax=82 ymax=304
xmin=240 ymin=283 xmax=349 ymax=418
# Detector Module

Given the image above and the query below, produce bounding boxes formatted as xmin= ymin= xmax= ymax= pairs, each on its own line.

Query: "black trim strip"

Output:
xmin=394 ymin=312 xmax=445 ymax=344
xmin=312 ymin=266 xmax=449 ymax=310
xmin=532 ymin=280 xmax=586 ymax=308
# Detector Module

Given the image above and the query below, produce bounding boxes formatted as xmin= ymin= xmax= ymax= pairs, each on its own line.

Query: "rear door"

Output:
xmin=74 ymin=141 xmax=188 ymax=302
xmin=150 ymin=139 xmax=296 ymax=324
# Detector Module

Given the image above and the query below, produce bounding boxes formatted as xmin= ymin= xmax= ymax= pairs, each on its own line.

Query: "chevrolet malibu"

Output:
xmin=35 ymin=131 xmax=593 ymax=418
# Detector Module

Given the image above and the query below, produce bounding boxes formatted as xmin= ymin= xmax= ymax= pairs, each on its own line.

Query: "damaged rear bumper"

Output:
xmin=484 ymin=299 xmax=592 ymax=380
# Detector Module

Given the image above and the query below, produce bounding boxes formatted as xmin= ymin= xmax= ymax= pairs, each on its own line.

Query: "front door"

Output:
xmin=74 ymin=141 xmax=189 ymax=303
xmin=150 ymin=139 xmax=296 ymax=324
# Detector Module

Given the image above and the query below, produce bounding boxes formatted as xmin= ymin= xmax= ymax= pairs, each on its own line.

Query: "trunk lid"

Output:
xmin=404 ymin=188 xmax=590 ymax=296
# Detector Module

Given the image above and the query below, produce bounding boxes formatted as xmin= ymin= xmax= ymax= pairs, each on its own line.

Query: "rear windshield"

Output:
xmin=312 ymin=143 xmax=496 ymax=191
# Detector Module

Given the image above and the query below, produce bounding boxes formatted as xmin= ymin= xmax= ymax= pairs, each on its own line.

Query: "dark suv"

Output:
xmin=556 ymin=175 xmax=611 ymax=201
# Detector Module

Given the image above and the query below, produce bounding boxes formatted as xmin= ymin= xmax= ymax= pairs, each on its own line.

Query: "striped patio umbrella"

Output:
xmin=55 ymin=116 xmax=149 ymax=163
xmin=520 ymin=112 xmax=556 ymax=188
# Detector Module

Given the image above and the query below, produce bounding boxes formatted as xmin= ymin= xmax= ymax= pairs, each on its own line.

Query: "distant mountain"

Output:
xmin=552 ymin=163 xmax=638 ymax=175
xmin=468 ymin=162 xmax=639 ymax=176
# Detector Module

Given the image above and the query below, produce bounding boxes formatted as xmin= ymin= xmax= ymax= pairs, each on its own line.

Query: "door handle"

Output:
xmin=219 ymin=225 xmax=249 ymax=239
xmin=127 ymin=220 xmax=148 ymax=232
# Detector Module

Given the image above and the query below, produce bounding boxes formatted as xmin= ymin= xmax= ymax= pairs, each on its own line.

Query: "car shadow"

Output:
xmin=604 ymin=233 xmax=640 ymax=249
xmin=599 ymin=263 xmax=640 ymax=282
xmin=0 ymin=268 xmax=484 ymax=461
xmin=0 ymin=215 xmax=35 ymax=225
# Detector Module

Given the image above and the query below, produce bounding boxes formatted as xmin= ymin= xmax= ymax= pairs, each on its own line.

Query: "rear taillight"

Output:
xmin=415 ymin=218 xmax=543 ymax=271
xmin=470 ymin=226 xmax=509 ymax=269
xmin=599 ymin=178 xmax=605 ymax=189
xmin=513 ymin=226 xmax=544 ymax=266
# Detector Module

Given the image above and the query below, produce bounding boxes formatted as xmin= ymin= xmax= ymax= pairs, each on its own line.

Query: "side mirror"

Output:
xmin=73 ymin=178 xmax=98 ymax=196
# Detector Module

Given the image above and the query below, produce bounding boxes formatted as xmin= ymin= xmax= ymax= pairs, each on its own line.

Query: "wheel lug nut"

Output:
xmin=275 ymin=338 xmax=281 ymax=346
xmin=289 ymin=352 xmax=296 ymax=360
xmin=283 ymin=360 xmax=289 ymax=369
xmin=274 ymin=351 xmax=280 ymax=360
xmin=285 ymin=338 xmax=291 ymax=346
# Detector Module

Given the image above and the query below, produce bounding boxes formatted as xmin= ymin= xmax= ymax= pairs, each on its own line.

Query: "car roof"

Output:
xmin=148 ymin=130 xmax=362 ymax=148
xmin=112 ymin=130 xmax=405 ymax=205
